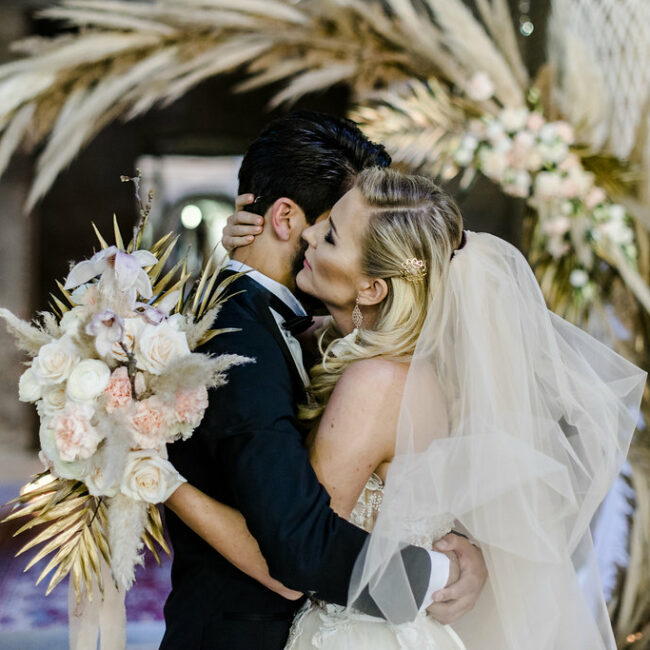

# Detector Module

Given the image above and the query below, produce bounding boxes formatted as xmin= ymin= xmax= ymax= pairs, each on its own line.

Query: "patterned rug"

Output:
xmin=0 ymin=484 xmax=171 ymax=632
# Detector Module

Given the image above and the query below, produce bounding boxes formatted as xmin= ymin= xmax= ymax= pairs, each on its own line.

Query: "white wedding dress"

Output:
xmin=284 ymin=473 xmax=466 ymax=650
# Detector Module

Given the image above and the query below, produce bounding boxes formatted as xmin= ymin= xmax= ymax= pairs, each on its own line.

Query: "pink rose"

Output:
xmin=51 ymin=404 xmax=102 ymax=462
xmin=130 ymin=396 xmax=171 ymax=449
xmin=526 ymin=112 xmax=545 ymax=133
xmin=554 ymin=121 xmax=575 ymax=144
xmin=104 ymin=366 xmax=132 ymax=412
xmin=585 ymin=187 xmax=606 ymax=210
xmin=560 ymin=177 xmax=579 ymax=199
xmin=174 ymin=386 xmax=209 ymax=428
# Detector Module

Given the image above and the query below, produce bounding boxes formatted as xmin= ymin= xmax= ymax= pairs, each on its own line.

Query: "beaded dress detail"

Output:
xmin=284 ymin=474 xmax=465 ymax=650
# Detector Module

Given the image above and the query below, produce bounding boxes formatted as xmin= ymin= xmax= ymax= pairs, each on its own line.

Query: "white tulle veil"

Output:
xmin=348 ymin=231 xmax=646 ymax=649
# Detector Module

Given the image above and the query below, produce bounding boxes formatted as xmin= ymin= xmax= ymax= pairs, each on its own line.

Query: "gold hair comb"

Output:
xmin=401 ymin=257 xmax=427 ymax=282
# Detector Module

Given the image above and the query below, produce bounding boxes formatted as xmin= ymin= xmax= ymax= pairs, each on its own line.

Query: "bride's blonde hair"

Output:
xmin=301 ymin=167 xmax=464 ymax=421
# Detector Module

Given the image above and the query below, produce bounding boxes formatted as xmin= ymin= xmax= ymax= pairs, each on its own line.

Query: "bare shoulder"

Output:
xmin=333 ymin=357 xmax=409 ymax=404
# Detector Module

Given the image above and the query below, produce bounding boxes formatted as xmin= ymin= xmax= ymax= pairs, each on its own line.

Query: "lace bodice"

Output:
xmin=350 ymin=473 xmax=454 ymax=549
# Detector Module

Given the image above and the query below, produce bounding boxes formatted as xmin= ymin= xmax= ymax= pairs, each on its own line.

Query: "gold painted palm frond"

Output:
xmin=2 ymin=472 xmax=110 ymax=599
xmin=0 ymin=0 xmax=527 ymax=210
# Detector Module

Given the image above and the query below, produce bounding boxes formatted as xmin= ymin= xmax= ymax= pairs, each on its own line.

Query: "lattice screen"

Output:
xmin=549 ymin=0 xmax=650 ymax=161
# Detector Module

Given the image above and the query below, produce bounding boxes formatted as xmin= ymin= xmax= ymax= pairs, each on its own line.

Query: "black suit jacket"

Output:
xmin=161 ymin=271 xmax=431 ymax=650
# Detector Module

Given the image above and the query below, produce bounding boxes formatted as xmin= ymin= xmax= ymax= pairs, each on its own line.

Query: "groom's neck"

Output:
xmin=232 ymin=241 xmax=296 ymax=291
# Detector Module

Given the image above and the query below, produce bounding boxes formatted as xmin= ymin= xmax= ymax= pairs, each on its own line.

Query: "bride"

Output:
xmin=168 ymin=167 xmax=645 ymax=649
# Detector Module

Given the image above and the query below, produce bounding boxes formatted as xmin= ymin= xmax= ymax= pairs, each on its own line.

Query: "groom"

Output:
xmin=162 ymin=112 xmax=486 ymax=650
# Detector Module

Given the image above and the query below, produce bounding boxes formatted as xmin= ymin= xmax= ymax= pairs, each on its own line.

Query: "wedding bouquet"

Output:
xmin=0 ymin=175 xmax=247 ymax=601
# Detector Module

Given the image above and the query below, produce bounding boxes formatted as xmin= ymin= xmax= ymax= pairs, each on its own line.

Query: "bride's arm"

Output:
xmin=166 ymin=484 xmax=303 ymax=600
xmin=308 ymin=358 xmax=406 ymax=518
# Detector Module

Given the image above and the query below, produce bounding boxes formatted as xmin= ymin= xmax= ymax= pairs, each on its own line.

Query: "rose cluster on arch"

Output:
xmin=18 ymin=245 xmax=208 ymax=503
xmin=451 ymin=105 xmax=637 ymax=303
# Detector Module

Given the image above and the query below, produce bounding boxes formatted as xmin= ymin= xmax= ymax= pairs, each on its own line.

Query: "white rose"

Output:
xmin=479 ymin=149 xmax=508 ymax=181
xmin=121 ymin=450 xmax=186 ymax=503
xmin=538 ymin=141 xmax=569 ymax=164
xmin=535 ymin=171 xmax=563 ymax=199
xmin=465 ymin=71 xmax=495 ymax=102
xmin=66 ymin=359 xmax=111 ymax=403
xmin=32 ymin=337 xmax=79 ymax=385
xmin=608 ymin=204 xmax=626 ymax=222
xmin=485 ymin=120 xmax=505 ymax=142
xmin=570 ymin=269 xmax=589 ymax=288
xmin=542 ymin=216 xmax=571 ymax=237
xmin=599 ymin=220 xmax=634 ymax=246
xmin=499 ymin=107 xmax=529 ymax=133
xmin=538 ymin=123 xmax=557 ymax=144
xmin=110 ymin=317 xmax=144 ymax=363
xmin=136 ymin=321 xmax=191 ymax=375
xmin=86 ymin=464 xmax=119 ymax=497
xmin=454 ymin=147 xmax=474 ymax=167
xmin=19 ymin=367 xmax=42 ymax=402
xmin=38 ymin=385 xmax=67 ymax=417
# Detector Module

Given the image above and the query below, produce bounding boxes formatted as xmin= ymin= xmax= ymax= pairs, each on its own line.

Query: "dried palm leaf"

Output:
xmin=2 ymin=472 xmax=110 ymax=600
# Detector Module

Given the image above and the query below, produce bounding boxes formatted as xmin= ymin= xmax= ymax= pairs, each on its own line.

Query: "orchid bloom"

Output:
xmin=64 ymin=246 xmax=157 ymax=307
xmin=134 ymin=290 xmax=181 ymax=325
xmin=85 ymin=309 xmax=125 ymax=357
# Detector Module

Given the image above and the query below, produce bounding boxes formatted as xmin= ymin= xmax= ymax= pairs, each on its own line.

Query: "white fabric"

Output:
xmin=420 ymin=551 xmax=450 ymax=612
xmin=226 ymin=260 xmax=310 ymax=386
xmin=286 ymin=473 xmax=463 ymax=649
xmin=347 ymin=231 xmax=646 ymax=648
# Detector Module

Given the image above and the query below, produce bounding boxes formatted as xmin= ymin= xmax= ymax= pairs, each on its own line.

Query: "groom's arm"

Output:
xmin=198 ymin=323 xmax=439 ymax=618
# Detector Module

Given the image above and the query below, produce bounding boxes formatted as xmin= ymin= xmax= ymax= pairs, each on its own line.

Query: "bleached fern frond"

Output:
xmin=0 ymin=0 xmax=528 ymax=208
xmin=424 ymin=0 xmax=525 ymax=107
xmin=351 ymin=79 xmax=469 ymax=177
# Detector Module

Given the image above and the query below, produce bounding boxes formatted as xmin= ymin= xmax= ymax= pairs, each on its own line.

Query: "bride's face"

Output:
xmin=296 ymin=187 xmax=369 ymax=314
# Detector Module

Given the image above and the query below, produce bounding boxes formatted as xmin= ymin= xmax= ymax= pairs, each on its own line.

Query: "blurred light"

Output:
xmin=520 ymin=19 xmax=534 ymax=36
xmin=181 ymin=204 xmax=203 ymax=229
xmin=518 ymin=0 xmax=530 ymax=12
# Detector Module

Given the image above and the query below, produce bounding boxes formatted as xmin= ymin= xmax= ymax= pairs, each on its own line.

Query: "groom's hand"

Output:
xmin=221 ymin=194 xmax=265 ymax=252
xmin=426 ymin=534 xmax=487 ymax=625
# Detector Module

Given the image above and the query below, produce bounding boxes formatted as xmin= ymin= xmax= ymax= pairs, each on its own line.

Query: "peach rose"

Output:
xmin=104 ymin=366 xmax=133 ymax=412
xmin=174 ymin=386 xmax=209 ymax=428
xmin=51 ymin=403 xmax=103 ymax=462
xmin=111 ymin=317 xmax=144 ymax=363
xmin=130 ymin=396 xmax=171 ymax=449
xmin=136 ymin=321 xmax=190 ymax=375
xmin=121 ymin=450 xmax=185 ymax=503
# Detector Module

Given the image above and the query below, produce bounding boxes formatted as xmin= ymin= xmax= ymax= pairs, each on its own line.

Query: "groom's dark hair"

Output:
xmin=238 ymin=110 xmax=391 ymax=224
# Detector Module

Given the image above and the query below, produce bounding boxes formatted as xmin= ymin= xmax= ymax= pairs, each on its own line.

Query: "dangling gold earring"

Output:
xmin=352 ymin=296 xmax=363 ymax=330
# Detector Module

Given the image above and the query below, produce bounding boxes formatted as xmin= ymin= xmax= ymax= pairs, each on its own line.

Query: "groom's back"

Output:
xmin=162 ymin=274 xmax=307 ymax=649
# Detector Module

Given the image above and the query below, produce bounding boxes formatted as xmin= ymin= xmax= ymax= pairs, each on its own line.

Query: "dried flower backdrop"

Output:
xmin=0 ymin=0 xmax=647 ymax=646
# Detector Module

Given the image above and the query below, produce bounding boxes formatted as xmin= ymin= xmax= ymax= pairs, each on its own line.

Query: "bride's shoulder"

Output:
xmin=335 ymin=357 xmax=409 ymax=400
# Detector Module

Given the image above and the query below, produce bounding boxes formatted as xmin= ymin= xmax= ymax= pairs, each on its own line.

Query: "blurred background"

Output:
xmin=0 ymin=0 xmax=647 ymax=648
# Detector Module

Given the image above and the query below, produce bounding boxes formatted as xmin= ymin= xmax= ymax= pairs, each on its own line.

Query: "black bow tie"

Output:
xmin=267 ymin=293 xmax=314 ymax=336
xmin=282 ymin=314 xmax=314 ymax=336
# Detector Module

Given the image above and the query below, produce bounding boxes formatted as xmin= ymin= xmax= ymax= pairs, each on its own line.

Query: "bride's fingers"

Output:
xmin=228 ymin=224 xmax=263 ymax=238
xmin=235 ymin=193 xmax=255 ymax=211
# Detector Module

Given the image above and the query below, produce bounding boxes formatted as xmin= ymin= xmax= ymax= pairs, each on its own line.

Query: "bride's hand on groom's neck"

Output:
xmin=222 ymin=194 xmax=265 ymax=253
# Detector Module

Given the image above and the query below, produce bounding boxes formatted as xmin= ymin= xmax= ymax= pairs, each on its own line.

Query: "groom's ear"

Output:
xmin=269 ymin=197 xmax=307 ymax=242
xmin=358 ymin=277 xmax=389 ymax=307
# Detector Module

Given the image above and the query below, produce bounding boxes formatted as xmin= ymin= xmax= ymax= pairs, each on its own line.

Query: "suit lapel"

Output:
xmin=217 ymin=270 xmax=307 ymax=398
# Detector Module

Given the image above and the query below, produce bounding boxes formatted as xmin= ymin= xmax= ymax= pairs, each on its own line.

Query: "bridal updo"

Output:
xmin=301 ymin=167 xmax=464 ymax=420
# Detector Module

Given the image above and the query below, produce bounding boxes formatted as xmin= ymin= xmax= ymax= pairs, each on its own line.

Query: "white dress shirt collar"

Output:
xmin=226 ymin=259 xmax=306 ymax=317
